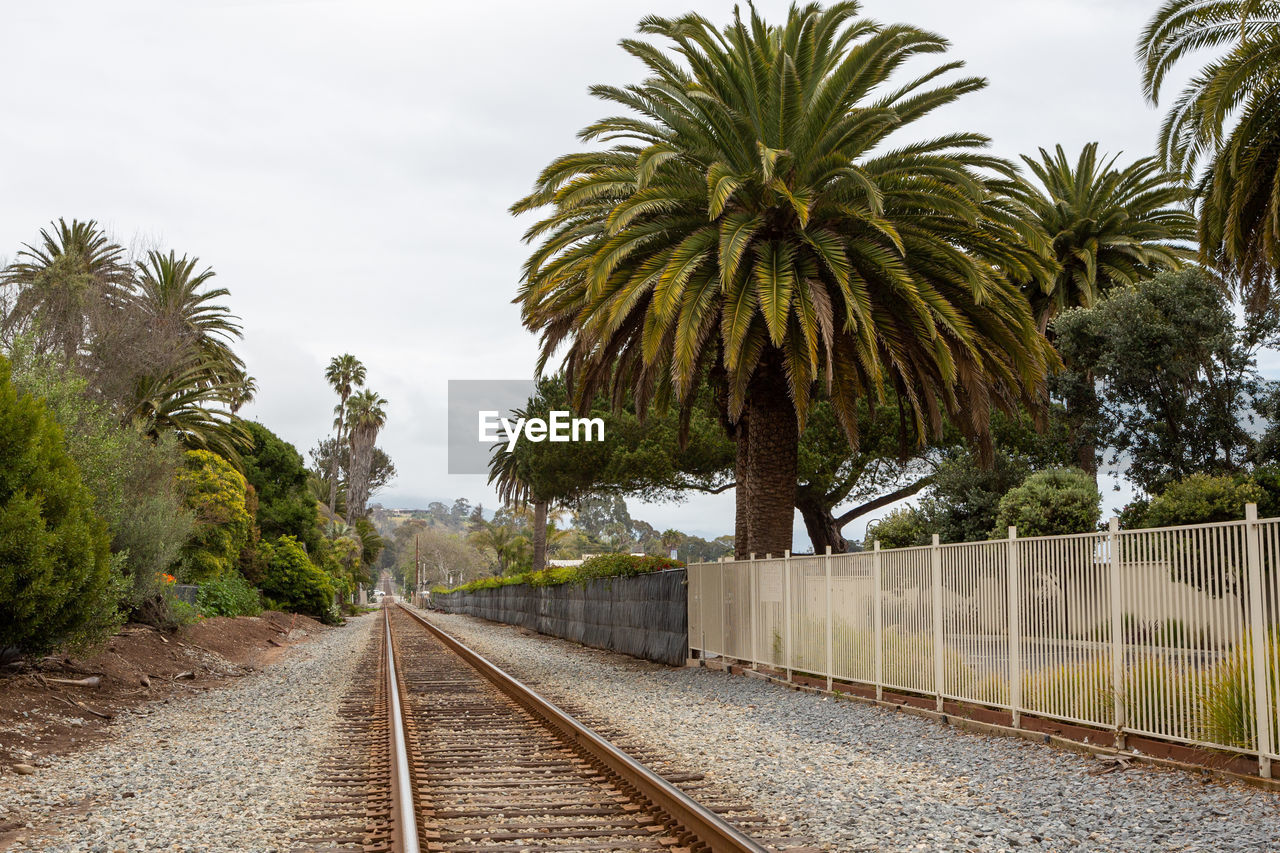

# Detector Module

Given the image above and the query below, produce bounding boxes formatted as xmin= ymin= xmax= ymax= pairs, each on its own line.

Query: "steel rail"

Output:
xmin=384 ymin=607 xmax=421 ymax=853
xmin=395 ymin=603 xmax=770 ymax=853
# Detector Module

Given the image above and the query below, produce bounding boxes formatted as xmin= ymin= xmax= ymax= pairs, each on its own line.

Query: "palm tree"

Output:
xmin=227 ymin=373 xmax=258 ymax=414
xmin=344 ymin=388 xmax=387 ymax=520
xmin=513 ymin=4 xmax=1054 ymax=557
xmin=1007 ymin=143 xmax=1195 ymax=331
xmin=324 ymin=354 xmax=366 ymax=514
xmin=1 ymin=218 xmax=131 ymax=362
xmin=468 ymin=517 xmax=528 ymax=575
xmin=1139 ymin=0 xmax=1280 ymax=310
xmin=131 ymin=250 xmax=244 ymax=376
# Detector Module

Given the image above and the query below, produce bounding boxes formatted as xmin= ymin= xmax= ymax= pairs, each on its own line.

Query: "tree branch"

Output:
xmin=834 ymin=477 xmax=932 ymax=527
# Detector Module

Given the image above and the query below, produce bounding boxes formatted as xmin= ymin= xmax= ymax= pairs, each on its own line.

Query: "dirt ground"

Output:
xmin=0 ymin=611 xmax=328 ymax=773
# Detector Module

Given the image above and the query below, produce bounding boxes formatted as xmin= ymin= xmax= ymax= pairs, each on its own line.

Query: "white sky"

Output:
xmin=0 ymin=0 xmax=1235 ymax=548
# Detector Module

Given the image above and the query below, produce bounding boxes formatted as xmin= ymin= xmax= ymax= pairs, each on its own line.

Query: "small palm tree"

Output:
xmin=324 ymin=354 xmax=366 ymax=513
xmin=1 ymin=218 xmax=131 ymax=362
xmin=468 ymin=517 xmax=527 ymax=575
xmin=1007 ymin=143 xmax=1195 ymax=331
xmin=344 ymin=389 xmax=387 ymax=520
xmin=1139 ymin=0 xmax=1280 ymax=308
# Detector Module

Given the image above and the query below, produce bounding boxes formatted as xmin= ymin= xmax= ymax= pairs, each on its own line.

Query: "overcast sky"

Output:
xmin=1 ymin=0 xmax=1216 ymax=547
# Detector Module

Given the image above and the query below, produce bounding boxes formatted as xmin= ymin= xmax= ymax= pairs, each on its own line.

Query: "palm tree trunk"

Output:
xmin=532 ymin=500 xmax=548 ymax=573
xmin=348 ymin=424 xmax=376 ymax=519
xmin=744 ymin=361 xmax=798 ymax=558
xmin=734 ymin=417 xmax=751 ymax=559
xmin=327 ymin=394 xmax=348 ymax=514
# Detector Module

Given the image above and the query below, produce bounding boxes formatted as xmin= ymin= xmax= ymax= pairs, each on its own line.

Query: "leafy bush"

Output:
xmin=259 ymin=535 xmax=337 ymax=622
xmin=196 ymin=572 xmax=262 ymax=617
xmin=992 ymin=467 xmax=1101 ymax=537
xmin=865 ymin=507 xmax=929 ymax=549
xmin=436 ymin=553 xmax=683 ymax=594
xmin=175 ymin=449 xmax=252 ymax=582
xmin=1141 ymin=473 xmax=1263 ymax=528
xmin=240 ymin=421 xmax=321 ymax=553
xmin=0 ymin=354 xmax=118 ymax=655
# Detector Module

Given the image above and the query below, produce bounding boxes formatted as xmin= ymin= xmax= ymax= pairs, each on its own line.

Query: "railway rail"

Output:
xmin=297 ymin=601 xmax=781 ymax=853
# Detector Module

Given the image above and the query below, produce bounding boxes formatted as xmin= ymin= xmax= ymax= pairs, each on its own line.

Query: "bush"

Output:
xmin=992 ymin=467 xmax=1101 ymax=537
xmin=1201 ymin=630 xmax=1279 ymax=749
xmin=437 ymin=553 xmax=683 ymax=594
xmin=865 ymin=506 xmax=929 ymax=549
xmin=240 ymin=421 xmax=321 ymax=553
xmin=259 ymin=535 xmax=337 ymax=621
xmin=1141 ymin=473 xmax=1263 ymax=528
xmin=196 ymin=572 xmax=262 ymax=617
xmin=175 ymin=449 xmax=252 ymax=582
xmin=0 ymin=355 xmax=118 ymax=655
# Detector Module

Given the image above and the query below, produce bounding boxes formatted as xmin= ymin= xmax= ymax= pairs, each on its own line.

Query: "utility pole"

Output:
xmin=414 ymin=535 xmax=420 ymax=605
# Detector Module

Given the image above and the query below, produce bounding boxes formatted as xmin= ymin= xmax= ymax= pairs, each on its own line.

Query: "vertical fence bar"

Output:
xmin=700 ymin=562 xmax=709 ymax=662
xmin=1108 ymin=517 xmax=1125 ymax=748
xmin=749 ymin=554 xmax=758 ymax=669
xmin=1245 ymin=503 xmax=1274 ymax=778
xmin=874 ymin=540 xmax=883 ymax=702
xmin=783 ymin=551 xmax=793 ymax=682
xmin=1007 ymin=526 xmax=1021 ymax=728
xmin=931 ymin=534 xmax=945 ymax=711
xmin=825 ymin=546 xmax=834 ymax=691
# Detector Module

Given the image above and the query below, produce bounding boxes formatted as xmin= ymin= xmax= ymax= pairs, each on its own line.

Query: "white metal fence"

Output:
xmin=688 ymin=505 xmax=1280 ymax=778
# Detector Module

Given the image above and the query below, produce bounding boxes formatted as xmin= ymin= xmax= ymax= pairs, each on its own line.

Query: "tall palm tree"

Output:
xmin=324 ymin=354 xmax=366 ymax=514
xmin=1139 ymin=0 xmax=1280 ymax=310
xmin=344 ymin=388 xmax=387 ymax=520
xmin=131 ymin=250 xmax=245 ymax=382
xmin=513 ymin=3 xmax=1054 ymax=557
xmin=1 ymin=218 xmax=131 ymax=362
xmin=1007 ymin=143 xmax=1195 ymax=332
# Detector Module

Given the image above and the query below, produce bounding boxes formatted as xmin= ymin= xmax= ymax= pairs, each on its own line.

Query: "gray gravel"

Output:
xmin=0 ymin=612 xmax=377 ymax=853
xmin=421 ymin=609 xmax=1280 ymax=853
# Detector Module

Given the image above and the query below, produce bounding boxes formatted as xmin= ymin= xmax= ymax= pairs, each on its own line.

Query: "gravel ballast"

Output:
xmin=421 ymin=608 xmax=1280 ymax=853
xmin=0 ymin=612 xmax=376 ymax=853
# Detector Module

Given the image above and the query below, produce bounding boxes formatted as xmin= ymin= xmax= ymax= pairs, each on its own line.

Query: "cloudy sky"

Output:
xmin=1 ymin=0 xmax=1208 ymax=547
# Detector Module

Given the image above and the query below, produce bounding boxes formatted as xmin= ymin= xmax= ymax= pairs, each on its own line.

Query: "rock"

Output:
xmin=12 ymin=764 xmax=36 ymax=775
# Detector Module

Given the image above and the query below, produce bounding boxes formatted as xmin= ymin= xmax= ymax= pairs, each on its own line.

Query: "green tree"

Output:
xmin=324 ymin=354 xmax=366 ymax=514
xmin=514 ymin=4 xmax=1053 ymax=559
xmin=345 ymin=389 xmax=387 ymax=520
xmin=240 ymin=421 xmax=321 ymax=552
xmin=1140 ymin=1 xmax=1280 ymax=308
xmin=1052 ymin=268 xmax=1263 ymax=494
xmin=992 ymin=467 xmax=1101 ymax=537
xmin=259 ymin=535 xmax=336 ymax=621
xmin=175 ymin=449 xmax=253 ymax=582
xmin=468 ymin=516 xmax=528 ymax=575
xmin=1142 ymin=473 xmax=1264 ymax=528
xmin=0 ymin=354 xmax=116 ymax=655
xmin=865 ymin=506 xmax=929 ymax=549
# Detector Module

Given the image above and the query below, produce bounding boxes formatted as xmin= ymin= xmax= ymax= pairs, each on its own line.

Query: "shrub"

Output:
xmin=196 ymin=572 xmax=262 ymax=617
xmin=240 ymin=421 xmax=321 ymax=553
xmin=865 ymin=506 xmax=929 ymax=549
xmin=175 ymin=449 xmax=252 ymax=582
xmin=992 ymin=467 xmax=1100 ymax=538
xmin=259 ymin=535 xmax=337 ymax=622
xmin=437 ymin=553 xmax=684 ymax=594
xmin=0 ymin=354 xmax=118 ymax=655
xmin=1142 ymin=473 xmax=1263 ymax=528
xmin=1201 ymin=630 xmax=1279 ymax=749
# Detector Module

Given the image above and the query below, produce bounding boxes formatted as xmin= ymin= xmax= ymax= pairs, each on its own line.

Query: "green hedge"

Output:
xmin=432 ymin=553 xmax=684 ymax=595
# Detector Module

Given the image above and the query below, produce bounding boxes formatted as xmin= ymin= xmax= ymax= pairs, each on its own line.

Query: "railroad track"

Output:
xmin=297 ymin=602 xmax=782 ymax=853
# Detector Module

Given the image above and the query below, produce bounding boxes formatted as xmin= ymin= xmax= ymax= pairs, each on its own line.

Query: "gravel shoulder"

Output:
xmin=421 ymin=609 xmax=1280 ymax=853
xmin=0 ymin=612 xmax=377 ymax=853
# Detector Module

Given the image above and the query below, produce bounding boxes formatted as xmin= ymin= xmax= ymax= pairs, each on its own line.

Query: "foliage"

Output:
xmin=992 ymin=467 xmax=1101 ymax=537
xmin=1140 ymin=473 xmax=1264 ymax=528
xmin=195 ymin=571 xmax=262 ymax=618
xmin=1139 ymin=0 xmax=1280 ymax=311
xmin=175 ymin=449 xmax=252 ymax=582
xmin=435 ymin=553 xmax=684 ymax=594
xmin=1052 ymin=268 xmax=1265 ymax=494
xmin=240 ymin=421 xmax=320 ymax=552
xmin=1201 ymin=631 xmax=1279 ymax=750
xmin=0 ymin=354 xmax=117 ymax=655
xmin=1005 ymin=143 xmax=1193 ymax=330
xmin=513 ymin=4 xmax=1054 ymax=556
xmin=865 ymin=507 xmax=930 ymax=549
xmin=259 ymin=535 xmax=337 ymax=622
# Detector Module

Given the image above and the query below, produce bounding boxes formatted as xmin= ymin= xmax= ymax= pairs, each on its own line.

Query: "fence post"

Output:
xmin=931 ymin=533 xmax=945 ymax=712
xmin=783 ymin=550 xmax=793 ymax=682
xmin=1007 ymin=526 xmax=1021 ymax=729
xmin=1108 ymin=516 xmax=1125 ymax=748
xmin=874 ymin=540 xmax=883 ymax=702
xmin=699 ymin=562 xmax=708 ymax=664
xmin=1244 ymin=503 xmax=1273 ymax=779
xmin=825 ymin=545 xmax=834 ymax=692
xmin=749 ymin=553 xmax=758 ymax=669
xmin=718 ymin=557 xmax=727 ymax=663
